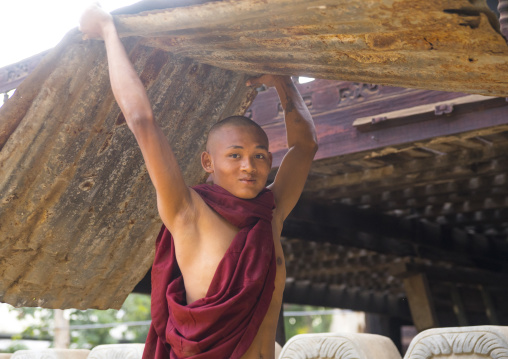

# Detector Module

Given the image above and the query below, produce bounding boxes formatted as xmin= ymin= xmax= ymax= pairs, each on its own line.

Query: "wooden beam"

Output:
xmin=265 ymin=93 xmax=508 ymax=167
xmin=284 ymin=200 xmax=508 ymax=271
xmin=353 ymin=95 xmax=495 ymax=130
xmin=402 ymin=273 xmax=439 ymax=331
xmin=341 ymin=173 xmax=508 ymax=210
xmin=305 ymin=145 xmax=508 ymax=196
xmin=283 ymin=280 xmax=411 ymax=320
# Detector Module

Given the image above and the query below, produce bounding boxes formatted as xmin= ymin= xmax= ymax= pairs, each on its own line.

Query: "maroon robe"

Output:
xmin=143 ymin=184 xmax=276 ymax=359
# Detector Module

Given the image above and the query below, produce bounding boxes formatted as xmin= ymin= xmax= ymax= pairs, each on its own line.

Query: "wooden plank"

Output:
xmin=402 ymin=274 xmax=439 ymax=331
xmin=353 ymin=95 xmax=495 ymax=128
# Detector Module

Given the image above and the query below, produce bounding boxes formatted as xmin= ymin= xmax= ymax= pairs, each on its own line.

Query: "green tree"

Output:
xmin=284 ymin=304 xmax=333 ymax=340
xmin=7 ymin=293 xmax=151 ymax=349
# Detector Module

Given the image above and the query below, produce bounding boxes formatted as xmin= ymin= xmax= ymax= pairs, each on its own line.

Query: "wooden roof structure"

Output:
xmin=258 ymin=78 xmax=508 ymax=330
xmin=1 ymin=0 xmax=508 ymax=334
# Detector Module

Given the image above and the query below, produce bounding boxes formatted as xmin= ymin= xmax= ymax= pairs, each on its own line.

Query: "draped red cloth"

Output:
xmin=143 ymin=184 xmax=276 ymax=359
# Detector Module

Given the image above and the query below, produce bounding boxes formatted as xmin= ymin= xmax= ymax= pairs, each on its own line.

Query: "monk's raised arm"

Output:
xmin=248 ymin=75 xmax=318 ymax=224
xmin=79 ymin=4 xmax=194 ymax=229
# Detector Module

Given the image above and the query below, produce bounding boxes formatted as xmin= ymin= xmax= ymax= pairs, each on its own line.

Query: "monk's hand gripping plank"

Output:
xmin=247 ymin=75 xmax=318 ymax=228
xmin=79 ymin=4 xmax=195 ymax=231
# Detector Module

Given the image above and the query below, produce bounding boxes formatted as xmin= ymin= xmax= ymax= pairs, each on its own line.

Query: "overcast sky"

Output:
xmin=0 ymin=0 xmax=138 ymax=68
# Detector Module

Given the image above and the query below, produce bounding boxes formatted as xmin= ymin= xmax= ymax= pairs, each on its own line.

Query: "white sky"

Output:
xmin=0 ymin=0 xmax=139 ymax=68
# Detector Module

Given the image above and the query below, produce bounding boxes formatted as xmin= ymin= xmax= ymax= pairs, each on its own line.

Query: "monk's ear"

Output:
xmin=201 ymin=151 xmax=214 ymax=173
xmin=268 ymin=152 xmax=273 ymax=168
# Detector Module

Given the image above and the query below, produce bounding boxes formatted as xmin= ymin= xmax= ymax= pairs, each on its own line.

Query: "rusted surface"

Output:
xmin=109 ymin=0 xmax=508 ymax=96
xmin=0 ymin=28 xmax=256 ymax=309
xmin=2 ymin=0 xmax=508 ymax=311
xmin=0 ymin=51 xmax=48 ymax=93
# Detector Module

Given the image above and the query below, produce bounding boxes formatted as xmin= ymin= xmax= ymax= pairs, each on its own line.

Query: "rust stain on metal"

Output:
xmin=113 ymin=0 xmax=508 ymax=96
xmin=0 ymin=26 xmax=256 ymax=309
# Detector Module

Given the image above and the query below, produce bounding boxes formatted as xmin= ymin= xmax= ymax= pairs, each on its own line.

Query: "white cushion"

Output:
xmin=88 ymin=344 xmax=145 ymax=359
xmin=279 ymin=332 xmax=401 ymax=359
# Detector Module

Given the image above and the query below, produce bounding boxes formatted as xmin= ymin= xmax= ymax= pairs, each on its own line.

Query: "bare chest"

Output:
xmin=175 ymin=208 xmax=285 ymax=305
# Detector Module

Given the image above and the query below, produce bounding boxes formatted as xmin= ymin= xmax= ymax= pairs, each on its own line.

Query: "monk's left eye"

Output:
xmin=255 ymin=154 xmax=265 ymax=159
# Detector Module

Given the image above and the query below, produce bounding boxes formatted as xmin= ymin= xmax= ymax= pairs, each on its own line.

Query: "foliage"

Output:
xmin=13 ymin=307 xmax=53 ymax=340
xmin=69 ymin=293 xmax=151 ymax=348
xmin=2 ymin=341 xmax=29 ymax=353
xmin=283 ymin=304 xmax=333 ymax=340
xmin=7 ymin=293 xmax=151 ymax=349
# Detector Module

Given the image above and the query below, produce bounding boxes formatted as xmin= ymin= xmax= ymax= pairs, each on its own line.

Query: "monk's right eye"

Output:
xmin=229 ymin=154 xmax=240 ymax=158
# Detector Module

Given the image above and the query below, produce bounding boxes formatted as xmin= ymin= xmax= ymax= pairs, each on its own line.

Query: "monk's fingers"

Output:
xmin=246 ymin=76 xmax=263 ymax=87
xmin=246 ymin=74 xmax=274 ymax=88
xmin=79 ymin=2 xmax=112 ymax=39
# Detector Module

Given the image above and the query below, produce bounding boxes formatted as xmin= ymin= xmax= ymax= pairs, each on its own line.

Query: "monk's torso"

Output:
xmin=171 ymin=189 xmax=285 ymax=359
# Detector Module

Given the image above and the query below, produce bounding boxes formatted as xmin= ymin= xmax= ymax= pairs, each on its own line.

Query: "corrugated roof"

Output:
xmin=0 ymin=8 xmax=255 ymax=308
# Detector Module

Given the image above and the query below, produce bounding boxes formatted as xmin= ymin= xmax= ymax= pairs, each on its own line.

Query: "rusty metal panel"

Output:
xmin=0 ymin=29 xmax=255 ymax=309
xmin=112 ymin=0 xmax=508 ymax=96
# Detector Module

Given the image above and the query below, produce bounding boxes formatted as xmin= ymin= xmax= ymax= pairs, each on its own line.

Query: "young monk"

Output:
xmin=80 ymin=4 xmax=317 ymax=359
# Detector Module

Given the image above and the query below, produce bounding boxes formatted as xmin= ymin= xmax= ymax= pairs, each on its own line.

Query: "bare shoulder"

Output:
xmin=167 ymin=187 xmax=237 ymax=241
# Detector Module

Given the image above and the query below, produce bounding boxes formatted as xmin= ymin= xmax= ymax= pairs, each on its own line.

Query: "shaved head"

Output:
xmin=206 ymin=116 xmax=268 ymax=152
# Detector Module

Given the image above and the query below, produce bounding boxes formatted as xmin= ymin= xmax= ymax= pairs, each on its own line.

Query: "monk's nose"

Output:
xmin=241 ymin=157 xmax=256 ymax=172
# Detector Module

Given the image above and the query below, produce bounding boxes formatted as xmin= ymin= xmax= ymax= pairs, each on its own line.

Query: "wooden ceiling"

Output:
xmin=250 ymin=78 xmax=508 ymax=327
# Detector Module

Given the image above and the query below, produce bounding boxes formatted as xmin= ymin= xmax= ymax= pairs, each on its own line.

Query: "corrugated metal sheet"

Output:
xmin=1 ymin=0 xmax=508 ymax=310
xmin=113 ymin=0 xmax=508 ymax=96
xmin=0 ymin=22 xmax=255 ymax=309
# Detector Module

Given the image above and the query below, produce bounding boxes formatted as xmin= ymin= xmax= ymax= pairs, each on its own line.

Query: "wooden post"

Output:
xmin=402 ymin=274 xmax=438 ymax=331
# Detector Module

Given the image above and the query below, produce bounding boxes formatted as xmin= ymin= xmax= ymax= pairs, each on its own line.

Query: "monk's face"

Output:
xmin=202 ymin=124 xmax=272 ymax=199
